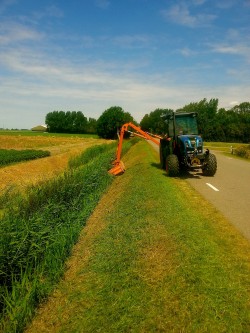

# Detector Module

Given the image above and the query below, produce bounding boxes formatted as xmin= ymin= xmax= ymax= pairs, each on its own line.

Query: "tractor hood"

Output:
xmin=178 ymin=135 xmax=203 ymax=153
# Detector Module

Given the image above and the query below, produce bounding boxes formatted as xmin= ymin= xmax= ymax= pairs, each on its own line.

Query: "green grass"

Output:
xmin=26 ymin=141 xmax=250 ymax=333
xmin=0 ymin=149 xmax=50 ymax=167
xmin=0 ymin=130 xmax=98 ymax=138
xmin=205 ymin=141 xmax=250 ymax=160
xmin=204 ymin=141 xmax=248 ymax=151
xmin=0 ymin=140 xmax=136 ymax=333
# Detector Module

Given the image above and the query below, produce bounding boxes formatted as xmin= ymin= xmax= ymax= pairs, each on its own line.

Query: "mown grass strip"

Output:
xmin=0 ymin=149 xmax=50 ymax=167
xmin=0 ymin=140 xmax=136 ymax=333
xmin=26 ymin=140 xmax=250 ymax=333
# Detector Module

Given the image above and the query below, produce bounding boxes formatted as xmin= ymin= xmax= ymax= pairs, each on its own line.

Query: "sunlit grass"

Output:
xmin=204 ymin=141 xmax=248 ymax=151
xmin=26 ymin=141 xmax=250 ymax=333
xmin=0 ymin=140 xmax=136 ymax=333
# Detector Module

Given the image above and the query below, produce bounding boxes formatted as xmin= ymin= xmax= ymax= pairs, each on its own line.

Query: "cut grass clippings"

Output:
xmin=26 ymin=140 xmax=250 ymax=333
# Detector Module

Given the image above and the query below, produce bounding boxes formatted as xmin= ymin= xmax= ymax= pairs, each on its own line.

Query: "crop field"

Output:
xmin=0 ymin=149 xmax=50 ymax=167
xmin=0 ymin=132 xmax=110 ymax=192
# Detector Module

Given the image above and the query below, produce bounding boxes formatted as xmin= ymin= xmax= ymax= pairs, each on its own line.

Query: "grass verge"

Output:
xmin=25 ymin=140 xmax=250 ymax=333
xmin=0 ymin=140 xmax=136 ymax=333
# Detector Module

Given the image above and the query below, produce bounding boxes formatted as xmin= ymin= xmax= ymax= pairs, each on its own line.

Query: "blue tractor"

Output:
xmin=160 ymin=112 xmax=217 ymax=177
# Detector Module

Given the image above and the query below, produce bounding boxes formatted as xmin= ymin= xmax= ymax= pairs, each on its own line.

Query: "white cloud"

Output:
xmin=179 ymin=47 xmax=196 ymax=56
xmin=161 ymin=3 xmax=216 ymax=27
xmin=229 ymin=101 xmax=239 ymax=106
xmin=209 ymin=42 xmax=250 ymax=63
xmin=0 ymin=21 xmax=44 ymax=44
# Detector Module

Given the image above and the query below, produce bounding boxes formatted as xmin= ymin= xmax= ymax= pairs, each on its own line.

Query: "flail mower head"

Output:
xmin=108 ymin=160 xmax=125 ymax=176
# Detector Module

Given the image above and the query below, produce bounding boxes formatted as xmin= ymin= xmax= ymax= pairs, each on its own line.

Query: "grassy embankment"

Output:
xmin=26 ymin=140 xmax=250 ymax=333
xmin=0 ymin=140 xmax=136 ymax=333
xmin=205 ymin=142 xmax=250 ymax=159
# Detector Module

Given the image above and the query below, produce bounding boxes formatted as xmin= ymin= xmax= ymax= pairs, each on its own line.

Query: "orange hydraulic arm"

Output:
xmin=109 ymin=122 xmax=161 ymax=176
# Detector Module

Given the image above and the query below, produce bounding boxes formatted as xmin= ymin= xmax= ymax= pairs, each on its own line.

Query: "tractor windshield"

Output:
xmin=175 ymin=114 xmax=198 ymax=135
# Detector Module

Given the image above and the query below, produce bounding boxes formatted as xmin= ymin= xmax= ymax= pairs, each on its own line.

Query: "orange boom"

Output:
xmin=108 ymin=122 xmax=161 ymax=176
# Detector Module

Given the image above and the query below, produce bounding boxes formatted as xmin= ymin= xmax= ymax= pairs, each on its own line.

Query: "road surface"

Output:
xmin=149 ymin=141 xmax=250 ymax=241
xmin=185 ymin=151 xmax=250 ymax=241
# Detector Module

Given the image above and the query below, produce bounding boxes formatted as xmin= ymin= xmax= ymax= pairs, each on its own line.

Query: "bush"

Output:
xmin=234 ymin=145 xmax=250 ymax=159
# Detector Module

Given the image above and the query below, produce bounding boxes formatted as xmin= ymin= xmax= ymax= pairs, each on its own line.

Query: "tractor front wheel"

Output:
xmin=202 ymin=153 xmax=217 ymax=176
xmin=166 ymin=154 xmax=179 ymax=177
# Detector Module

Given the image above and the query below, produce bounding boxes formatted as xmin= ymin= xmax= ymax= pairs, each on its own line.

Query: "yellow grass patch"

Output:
xmin=0 ymin=135 xmax=85 ymax=149
xmin=0 ymin=136 xmax=108 ymax=192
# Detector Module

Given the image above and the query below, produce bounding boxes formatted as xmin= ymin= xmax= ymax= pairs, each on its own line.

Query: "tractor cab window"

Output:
xmin=175 ymin=115 xmax=198 ymax=135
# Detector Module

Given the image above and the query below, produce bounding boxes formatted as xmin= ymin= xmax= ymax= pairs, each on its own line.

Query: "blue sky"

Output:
xmin=0 ymin=0 xmax=250 ymax=129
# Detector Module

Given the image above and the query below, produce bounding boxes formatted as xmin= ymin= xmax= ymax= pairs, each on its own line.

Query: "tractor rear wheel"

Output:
xmin=160 ymin=146 xmax=166 ymax=169
xmin=202 ymin=153 xmax=217 ymax=176
xmin=166 ymin=154 xmax=179 ymax=177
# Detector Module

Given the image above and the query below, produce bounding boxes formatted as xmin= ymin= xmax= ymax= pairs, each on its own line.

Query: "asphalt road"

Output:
xmin=149 ymin=141 xmax=250 ymax=241
xmin=185 ymin=151 xmax=250 ymax=241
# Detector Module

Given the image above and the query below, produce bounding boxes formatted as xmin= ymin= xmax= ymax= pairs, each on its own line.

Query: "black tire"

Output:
xmin=166 ymin=154 xmax=179 ymax=177
xmin=202 ymin=153 xmax=217 ymax=176
xmin=160 ymin=145 xmax=166 ymax=169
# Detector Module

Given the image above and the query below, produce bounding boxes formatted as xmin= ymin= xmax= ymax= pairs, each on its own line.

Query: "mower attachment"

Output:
xmin=108 ymin=161 xmax=125 ymax=175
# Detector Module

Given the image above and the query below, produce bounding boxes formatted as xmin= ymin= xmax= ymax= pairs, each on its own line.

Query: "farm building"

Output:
xmin=31 ymin=125 xmax=47 ymax=132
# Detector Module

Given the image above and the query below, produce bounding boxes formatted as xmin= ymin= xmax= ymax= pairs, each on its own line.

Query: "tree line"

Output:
xmin=45 ymin=100 xmax=250 ymax=143
xmin=45 ymin=111 xmax=97 ymax=134
xmin=140 ymin=99 xmax=250 ymax=143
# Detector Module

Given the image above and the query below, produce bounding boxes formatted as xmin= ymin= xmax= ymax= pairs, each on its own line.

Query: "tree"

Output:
xmin=86 ymin=118 xmax=97 ymax=134
xmin=140 ymin=108 xmax=173 ymax=135
xmin=45 ymin=111 xmax=87 ymax=133
xmin=96 ymin=106 xmax=134 ymax=139
xmin=178 ymin=98 xmax=219 ymax=141
xmin=139 ymin=99 xmax=250 ymax=143
xmin=228 ymin=102 xmax=250 ymax=142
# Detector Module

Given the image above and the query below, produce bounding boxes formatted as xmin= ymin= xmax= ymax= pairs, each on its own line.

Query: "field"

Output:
xmin=0 ymin=132 xmax=109 ymax=192
xmin=204 ymin=142 xmax=246 ymax=151
xmin=1 ymin=132 xmax=249 ymax=332
xmin=0 ymin=149 xmax=50 ymax=167
xmin=205 ymin=141 xmax=250 ymax=159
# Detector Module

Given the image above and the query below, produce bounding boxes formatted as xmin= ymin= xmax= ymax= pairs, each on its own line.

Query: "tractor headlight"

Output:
xmin=197 ymin=140 xmax=202 ymax=147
